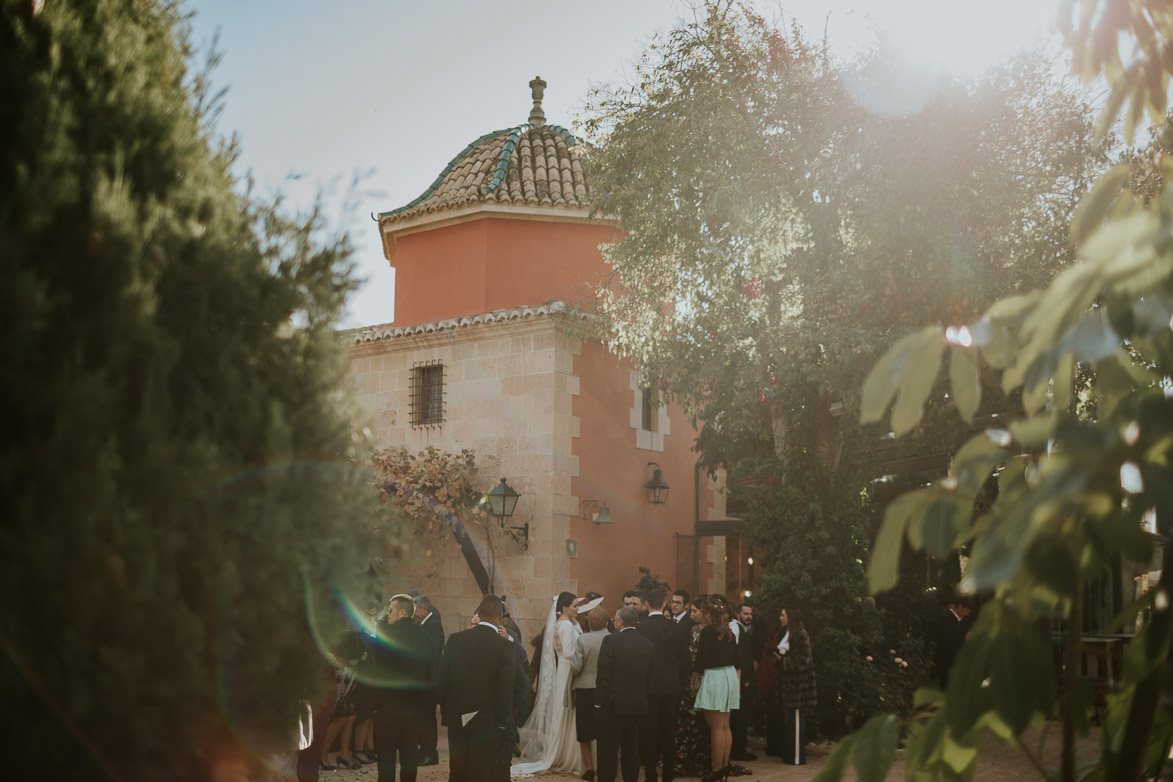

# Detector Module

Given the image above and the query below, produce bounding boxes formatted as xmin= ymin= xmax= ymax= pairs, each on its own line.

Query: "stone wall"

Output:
xmin=348 ymin=313 xmax=581 ymax=635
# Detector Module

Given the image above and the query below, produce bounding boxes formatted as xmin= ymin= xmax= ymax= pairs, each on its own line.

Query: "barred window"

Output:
xmin=410 ymin=362 xmax=445 ymax=427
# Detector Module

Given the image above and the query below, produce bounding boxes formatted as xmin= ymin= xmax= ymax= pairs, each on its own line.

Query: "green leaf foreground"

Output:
xmin=844 ymin=3 xmax=1173 ymax=781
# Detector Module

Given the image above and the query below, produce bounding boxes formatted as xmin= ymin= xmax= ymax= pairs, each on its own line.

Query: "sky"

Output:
xmin=186 ymin=0 xmax=1063 ymax=329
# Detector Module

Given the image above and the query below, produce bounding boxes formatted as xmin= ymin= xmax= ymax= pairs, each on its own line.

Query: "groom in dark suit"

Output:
xmin=637 ymin=588 xmax=689 ymax=782
xmin=436 ymin=595 xmax=516 ymax=782
xmin=596 ymin=606 xmax=655 ymax=782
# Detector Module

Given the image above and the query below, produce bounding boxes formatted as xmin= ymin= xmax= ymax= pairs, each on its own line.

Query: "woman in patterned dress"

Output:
xmin=674 ymin=596 xmax=711 ymax=777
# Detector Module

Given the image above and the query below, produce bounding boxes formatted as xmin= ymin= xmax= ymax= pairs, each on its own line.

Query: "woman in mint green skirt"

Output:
xmin=690 ymin=602 xmax=739 ymax=782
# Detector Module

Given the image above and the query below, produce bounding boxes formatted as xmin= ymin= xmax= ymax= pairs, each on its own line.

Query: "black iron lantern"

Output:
xmin=486 ymin=477 xmax=527 ymax=547
xmin=643 ymin=461 xmax=670 ymax=505
xmin=486 ymin=477 xmax=520 ymax=519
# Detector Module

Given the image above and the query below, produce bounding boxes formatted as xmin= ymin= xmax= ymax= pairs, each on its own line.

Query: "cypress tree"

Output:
xmin=0 ymin=1 xmax=374 ymax=778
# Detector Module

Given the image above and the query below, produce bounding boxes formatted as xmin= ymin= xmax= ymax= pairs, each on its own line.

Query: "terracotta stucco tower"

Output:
xmin=375 ymin=78 xmax=615 ymax=327
xmin=350 ymin=81 xmax=728 ymax=632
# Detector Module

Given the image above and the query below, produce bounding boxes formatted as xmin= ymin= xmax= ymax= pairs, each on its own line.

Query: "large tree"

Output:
xmin=1 ymin=2 xmax=376 ymax=779
xmin=580 ymin=1 xmax=1109 ymax=735
xmin=582 ymin=3 xmax=1105 ymax=471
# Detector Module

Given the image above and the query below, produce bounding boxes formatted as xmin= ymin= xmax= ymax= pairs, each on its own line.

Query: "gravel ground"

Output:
xmin=299 ymin=722 xmax=1099 ymax=782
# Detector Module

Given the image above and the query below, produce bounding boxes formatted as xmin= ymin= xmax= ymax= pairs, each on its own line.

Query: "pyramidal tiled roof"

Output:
xmin=379 ymin=78 xmax=590 ymax=226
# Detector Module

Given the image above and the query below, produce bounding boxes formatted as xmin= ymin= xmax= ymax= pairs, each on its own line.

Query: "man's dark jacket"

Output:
xmin=597 ymin=627 xmax=655 ymax=717
xmin=420 ymin=611 xmax=446 ymax=672
xmin=636 ymin=613 xmax=689 ymax=696
xmin=368 ymin=616 xmax=435 ymax=712
xmin=436 ymin=624 xmax=516 ymax=730
xmin=734 ymin=620 xmax=757 ymax=679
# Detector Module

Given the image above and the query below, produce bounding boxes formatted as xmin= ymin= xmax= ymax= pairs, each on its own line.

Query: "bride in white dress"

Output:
xmin=512 ymin=592 xmax=585 ymax=777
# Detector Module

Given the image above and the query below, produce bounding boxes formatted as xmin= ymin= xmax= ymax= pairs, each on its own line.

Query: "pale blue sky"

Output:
xmin=186 ymin=1 xmax=1058 ymax=328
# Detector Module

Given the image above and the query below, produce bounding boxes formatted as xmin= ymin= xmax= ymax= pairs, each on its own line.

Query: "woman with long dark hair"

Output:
xmin=691 ymin=600 xmax=739 ymax=781
xmin=761 ymin=606 xmax=816 ymax=765
xmin=513 ymin=591 xmax=584 ymax=776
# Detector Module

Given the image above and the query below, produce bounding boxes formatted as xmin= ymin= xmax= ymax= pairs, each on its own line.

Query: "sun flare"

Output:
xmin=830 ymin=0 xmax=1060 ymax=115
xmin=871 ymin=0 xmax=1057 ymax=77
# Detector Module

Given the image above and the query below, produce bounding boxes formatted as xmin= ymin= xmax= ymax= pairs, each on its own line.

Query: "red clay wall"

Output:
xmin=392 ymin=220 xmax=489 ymax=326
xmin=569 ymin=339 xmax=715 ymax=608
xmin=391 ymin=217 xmax=619 ymax=327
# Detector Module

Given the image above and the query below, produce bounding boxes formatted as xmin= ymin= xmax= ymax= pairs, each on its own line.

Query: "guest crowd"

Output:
xmin=296 ymin=587 xmax=818 ymax=782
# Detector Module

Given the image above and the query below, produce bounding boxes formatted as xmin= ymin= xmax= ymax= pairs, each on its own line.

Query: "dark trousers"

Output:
xmin=374 ymin=706 xmax=421 ymax=782
xmin=782 ymin=708 xmax=806 ymax=765
xmin=764 ymin=701 xmax=785 ymax=757
xmin=417 ymin=690 xmax=438 ymax=755
xmin=447 ymin=720 xmax=507 ymax=782
xmin=598 ymin=708 xmax=643 ymax=782
xmin=640 ymin=693 xmax=679 ymax=782
xmin=731 ymin=686 xmax=754 ymax=754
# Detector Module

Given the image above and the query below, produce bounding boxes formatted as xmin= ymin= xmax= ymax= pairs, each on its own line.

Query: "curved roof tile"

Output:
xmin=378 ymin=123 xmax=591 ymax=226
xmin=347 ymin=300 xmax=589 ymax=345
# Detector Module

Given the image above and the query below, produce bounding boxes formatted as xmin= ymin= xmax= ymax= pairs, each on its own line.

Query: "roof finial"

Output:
xmin=528 ymin=76 xmax=547 ymax=128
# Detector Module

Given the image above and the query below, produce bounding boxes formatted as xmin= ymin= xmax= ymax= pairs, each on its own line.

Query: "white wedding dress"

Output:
xmin=511 ymin=601 xmax=585 ymax=777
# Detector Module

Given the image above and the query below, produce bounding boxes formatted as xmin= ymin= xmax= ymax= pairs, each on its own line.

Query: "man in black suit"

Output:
xmin=935 ymin=597 xmax=972 ymax=689
xmin=412 ymin=594 xmax=445 ymax=766
xmin=636 ymin=588 xmax=689 ymax=782
xmin=368 ymin=594 xmax=434 ymax=782
xmin=729 ymin=603 xmax=758 ymax=762
xmin=497 ymin=598 xmax=532 ymax=749
xmin=436 ymin=595 xmax=516 ymax=782
xmin=596 ymin=606 xmax=655 ymax=782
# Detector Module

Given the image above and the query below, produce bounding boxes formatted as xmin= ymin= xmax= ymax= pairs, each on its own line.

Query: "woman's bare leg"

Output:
xmin=338 ymin=715 xmax=357 ymax=763
xmin=703 ymin=709 xmax=730 ymax=774
xmin=580 ymin=740 xmax=594 ymax=772
xmin=321 ymin=719 xmax=343 ymax=764
xmin=354 ymin=716 xmax=374 ymax=756
xmin=717 ymin=711 xmax=732 ymax=769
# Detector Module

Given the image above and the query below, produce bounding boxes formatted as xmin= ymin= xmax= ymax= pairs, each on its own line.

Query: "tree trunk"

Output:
xmin=769 ymin=403 xmax=791 ymax=466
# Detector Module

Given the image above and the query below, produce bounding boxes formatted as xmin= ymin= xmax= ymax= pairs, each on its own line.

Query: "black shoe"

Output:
xmin=581 ymin=771 xmax=595 ymax=781
xmin=418 ymin=752 xmax=439 ymax=766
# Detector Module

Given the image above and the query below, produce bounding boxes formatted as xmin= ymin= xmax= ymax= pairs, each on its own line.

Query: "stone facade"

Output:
xmin=353 ymin=82 xmax=744 ymax=635
xmin=349 ymin=308 xmax=585 ymax=630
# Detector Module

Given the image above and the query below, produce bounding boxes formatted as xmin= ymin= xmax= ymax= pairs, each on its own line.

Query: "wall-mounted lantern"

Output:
xmin=643 ymin=461 xmax=670 ymax=505
xmin=487 ymin=477 xmax=528 ymax=548
xmin=580 ymin=499 xmax=613 ymax=525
